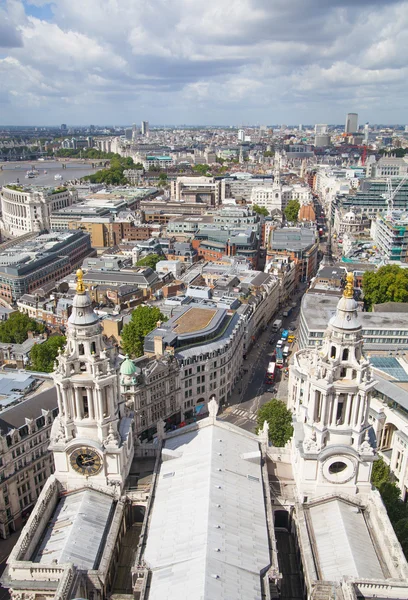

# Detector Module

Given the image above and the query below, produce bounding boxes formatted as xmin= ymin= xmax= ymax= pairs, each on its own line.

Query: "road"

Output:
xmin=218 ymin=289 xmax=304 ymax=433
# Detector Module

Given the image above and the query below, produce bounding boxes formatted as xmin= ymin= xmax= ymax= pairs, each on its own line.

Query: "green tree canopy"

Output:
xmin=121 ymin=306 xmax=167 ymax=357
xmin=83 ymin=155 xmax=135 ymax=185
xmin=256 ymin=399 xmax=293 ymax=447
xmin=252 ymin=204 xmax=269 ymax=217
xmin=263 ymin=150 xmax=274 ymax=157
xmin=0 ymin=312 xmax=44 ymax=344
xmin=30 ymin=335 xmax=66 ymax=373
xmin=394 ymin=518 xmax=408 ymax=556
xmin=284 ymin=199 xmax=300 ymax=223
xmin=192 ymin=164 xmax=210 ymax=176
xmin=371 ymin=457 xmax=391 ymax=489
xmin=371 ymin=457 xmax=408 ymax=557
xmin=136 ymin=254 xmax=162 ymax=270
xmin=362 ymin=265 xmax=408 ymax=310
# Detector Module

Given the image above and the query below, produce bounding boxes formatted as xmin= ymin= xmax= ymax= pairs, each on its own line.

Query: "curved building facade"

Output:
xmin=0 ymin=185 xmax=76 ymax=236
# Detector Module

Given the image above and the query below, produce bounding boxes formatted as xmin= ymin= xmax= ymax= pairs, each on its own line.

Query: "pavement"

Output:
xmin=218 ymin=289 xmax=304 ymax=434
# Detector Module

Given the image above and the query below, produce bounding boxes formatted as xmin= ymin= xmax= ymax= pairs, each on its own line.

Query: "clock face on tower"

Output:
xmin=70 ymin=446 xmax=103 ymax=476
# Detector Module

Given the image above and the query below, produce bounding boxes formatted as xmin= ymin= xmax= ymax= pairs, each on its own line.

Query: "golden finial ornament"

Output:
xmin=343 ymin=272 xmax=354 ymax=299
xmin=76 ymin=268 xmax=85 ymax=294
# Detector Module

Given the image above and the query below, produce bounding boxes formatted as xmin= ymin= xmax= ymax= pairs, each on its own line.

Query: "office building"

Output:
xmin=298 ymin=291 xmax=408 ymax=351
xmin=268 ymin=227 xmax=319 ymax=283
xmin=345 ymin=112 xmax=358 ymax=134
xmin=1 ymin=185 xmax=77 ymax=237
xmin=371 ymin=212 xmax=408 ymax=262
xmin=170 ymin=176 xmax=222 ymax=206
xmin=0 ymin=387 xmax=58 ymax=538
xmin=141 ymin=121 xmax=149 ymax=136
xmin=0 ymin=231 xmax=93 ymax=303
xmin=125 ymin=128 xmax=133 ymax=141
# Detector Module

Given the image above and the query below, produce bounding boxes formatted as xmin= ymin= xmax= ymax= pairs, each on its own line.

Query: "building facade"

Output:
xmin=0 ymin=388 xmax=58 ymax=538
xmin=1 ymin=185 xmax=76 ymax=237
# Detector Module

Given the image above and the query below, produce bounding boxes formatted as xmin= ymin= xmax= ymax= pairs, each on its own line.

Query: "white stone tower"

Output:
xmin=289 ymin=273 xmax=376 ymax=500
xmin=50 ymin=269 xmax=134 ymax=492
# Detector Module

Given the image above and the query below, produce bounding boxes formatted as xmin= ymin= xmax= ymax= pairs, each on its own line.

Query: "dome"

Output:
xmin=329 ymin=272 xmax=361 ymax=330
xmin=120 ymin=355 xmax=138 ymax=376
xmin=68 ymin=290 xmax=99 ymax=326
xmin=343 ymin=210 xmax=356 ymax=222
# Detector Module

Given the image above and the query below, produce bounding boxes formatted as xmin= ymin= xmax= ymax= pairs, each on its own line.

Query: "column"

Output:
xmin=351 ymin=393 xmax=359 ymax=428
xmin=357 ymin=394 xmax=365 ymax=427
xmin=87 ymin=388 xmax=94 ymax=420
xmin=56 ymin=385 xmax=64 ymax=416
xmin=95 ymin=387 xmax=102 ymax=421
xmin=331 ymin=394 xmax=339 ymax=426
xmin=74 ymin=387 xmax=82 ymax=419
xmin=62 ymin=386 xmax=70 ymax=419
xmin=345 ymin=393 xmax=353 ymax=426
xmin=321 ymin=394 xmax=328 ymax=426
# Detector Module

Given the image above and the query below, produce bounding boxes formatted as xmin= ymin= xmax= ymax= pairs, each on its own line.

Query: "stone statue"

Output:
xmin=156 ymin=419 xmax=166 ymax=441
xmin=208 ymin=396 xmax=219 ymax=419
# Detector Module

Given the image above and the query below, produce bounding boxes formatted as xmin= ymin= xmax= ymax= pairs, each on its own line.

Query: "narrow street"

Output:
xmin=218 ymin=288 xmax=304 ymax=433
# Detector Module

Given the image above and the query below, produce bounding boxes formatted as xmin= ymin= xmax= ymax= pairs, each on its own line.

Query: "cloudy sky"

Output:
xmin=1 ymin=0 xmax=408 ymax=126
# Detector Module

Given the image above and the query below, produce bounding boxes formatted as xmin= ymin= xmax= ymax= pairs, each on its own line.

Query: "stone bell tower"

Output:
xmin=289 ymin=273 xmax=377 ymax=500
xmin=50 ymin=269 xmax=133 ymax=491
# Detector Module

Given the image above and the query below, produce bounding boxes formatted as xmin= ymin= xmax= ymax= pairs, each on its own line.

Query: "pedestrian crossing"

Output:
xmin=232 ymin=408 xmax=258 ymax=421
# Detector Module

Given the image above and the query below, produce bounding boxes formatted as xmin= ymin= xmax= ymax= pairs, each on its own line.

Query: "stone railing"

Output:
xmin=355 ymin=580 xmax=408 ymax=599
xmin=10 ymin=476 xmax=59 ymax=562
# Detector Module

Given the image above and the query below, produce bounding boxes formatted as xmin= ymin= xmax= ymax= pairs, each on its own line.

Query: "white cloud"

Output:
xmin=0 ymin=0 xmax=408 ymax=123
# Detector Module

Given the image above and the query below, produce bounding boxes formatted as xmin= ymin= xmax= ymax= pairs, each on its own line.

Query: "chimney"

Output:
xmin=154 ymin=335 xmax=164 ymax=357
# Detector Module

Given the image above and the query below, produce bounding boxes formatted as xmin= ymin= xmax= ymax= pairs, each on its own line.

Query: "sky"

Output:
xmin=1 ymin=0 xmax=408 ymax=126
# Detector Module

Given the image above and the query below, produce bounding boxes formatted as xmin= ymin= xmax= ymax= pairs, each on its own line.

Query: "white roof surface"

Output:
xmin=34 ymin=489 xmax=113 ymax=569
xmin=308 ymin=499 xmax=383 ymax=582
xmin=144 ymin=423 xmax=270 ymax=600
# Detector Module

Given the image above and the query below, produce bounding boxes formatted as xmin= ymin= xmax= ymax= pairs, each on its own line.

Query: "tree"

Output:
xmin=192 ymin=164 xmax=210 ymax=176
xmin=0 ymin=312 xmax=44 ymax=344
xmin=284 ymin=199 xmax=300 ymax=223
xmin=394 ymin=518 xmax=408 ymax=556
xmin=121 ymin=306 xmax=167 ymax=357
xmin=263 ymin=150 xmax=274 ymax=158
xmin=136 ymin=254 xmax=162 ymax=270
xmin=256 ymin=399 xmax=293 ymax=447
xmin=252 ymin=204 xmax=269 ymax=217
xmin=371 ymin=457 xmax=391 ymax=489
xmin=378 ymin=481 xmax=407 ymax=523
xmin=30 ymin=335 xmax=66 ymax=373
xmin=362 ymin=265 xmax=408 ymax=310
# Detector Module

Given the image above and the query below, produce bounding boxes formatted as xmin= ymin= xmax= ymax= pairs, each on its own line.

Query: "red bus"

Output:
xmin=265 ymin=362 xmax=276 ymax=383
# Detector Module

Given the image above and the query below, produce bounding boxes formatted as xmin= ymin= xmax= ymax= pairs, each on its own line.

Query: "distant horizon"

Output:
xmin=0 ymin=122 xmax=407 ymax=130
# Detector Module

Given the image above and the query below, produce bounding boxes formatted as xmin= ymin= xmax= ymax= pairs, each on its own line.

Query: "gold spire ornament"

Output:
xmin=343 ymin=272 xmax=354 ymax=298
xmin=76 ymin=268 xmax=85 ymax=294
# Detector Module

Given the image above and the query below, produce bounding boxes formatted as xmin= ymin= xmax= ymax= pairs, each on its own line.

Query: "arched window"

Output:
xmin=78 ymin=343 xmax=85 ymax=356
xmin=342 ymin=348 xmax=349 ymax=361
xmin=91 ymin=341 xmax=96 ymax=354
xmin=330 ymin=346 xmax=336 ymax=359
xmin=80 ymin=362 xmax=86 ymax=372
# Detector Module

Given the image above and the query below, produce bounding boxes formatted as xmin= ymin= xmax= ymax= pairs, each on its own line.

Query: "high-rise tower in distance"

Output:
xmin=141 ymin=120 xmax=149 ymax=136
xmin=345 ymin=112 xmax=358 ymax=134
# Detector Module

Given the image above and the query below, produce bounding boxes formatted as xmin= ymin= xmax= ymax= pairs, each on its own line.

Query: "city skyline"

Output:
xmin=1 ymin=0 xmax=408 ymax=125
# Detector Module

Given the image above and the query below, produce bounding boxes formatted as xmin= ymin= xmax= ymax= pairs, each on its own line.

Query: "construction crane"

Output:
xmin=384 ymin=173 xmax=408 ymax=220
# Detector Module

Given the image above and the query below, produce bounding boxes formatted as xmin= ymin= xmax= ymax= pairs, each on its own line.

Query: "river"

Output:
xmin=0 ymin=160 xmax=102 ymax=188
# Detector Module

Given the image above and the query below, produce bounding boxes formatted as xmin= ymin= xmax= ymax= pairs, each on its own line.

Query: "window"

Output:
xmin=78 ymin=343 xmax=85 ymax=356
xmin=342 ymin=348 xmax=349 ymax=361
xmin=329 ymin=461 xmax=347 ymax=474
xmin=330 ymin=346 xmax=336 ymax=359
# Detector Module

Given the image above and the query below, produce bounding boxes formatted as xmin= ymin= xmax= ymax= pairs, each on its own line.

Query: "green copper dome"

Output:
xmin=120 ymin=355 xmax=138 ymax=376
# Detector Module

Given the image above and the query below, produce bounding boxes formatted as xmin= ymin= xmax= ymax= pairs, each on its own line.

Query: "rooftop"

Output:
xmin=306 ymin=498 xmax=383 ymax=582
xmin=33 ymin=489 xmax=113 ymax=570
xmin=143 ymin=419 xmax=271 ymax=600
xmin=173 ymin=307 xmax=218 ymax=334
